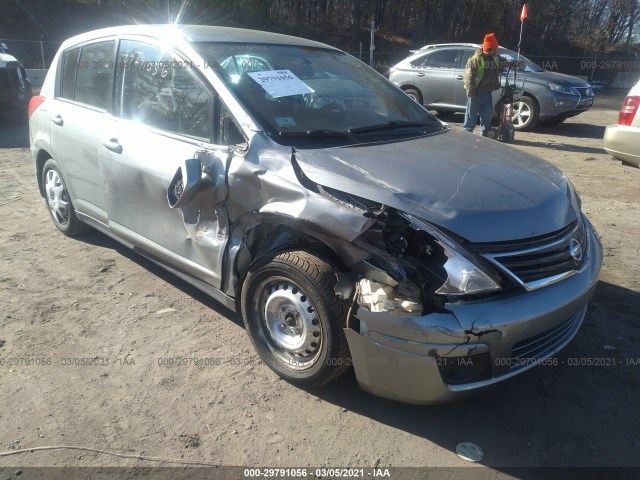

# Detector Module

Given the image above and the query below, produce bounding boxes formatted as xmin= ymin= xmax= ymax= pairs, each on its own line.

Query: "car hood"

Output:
xmin=525 ymin=70 xmax=590 ymax=87
xmin=293 ymin=129 xmax=580 ymax=242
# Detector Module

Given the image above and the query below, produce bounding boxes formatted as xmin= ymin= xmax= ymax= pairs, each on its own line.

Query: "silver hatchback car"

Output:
xmin=29 ymin=25 xmax=602 ymax=404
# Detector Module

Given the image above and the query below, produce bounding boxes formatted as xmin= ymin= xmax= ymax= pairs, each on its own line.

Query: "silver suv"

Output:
xmin=29 ymin=26 xmax=602 ymax=404
xmin=389 ymin=43 xmax=595 ymax=131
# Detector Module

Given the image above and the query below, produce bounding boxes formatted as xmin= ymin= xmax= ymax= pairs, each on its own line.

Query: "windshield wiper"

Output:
xmin=348 ymin=121 xmax=437 ymax=135
xmin=278 ymin=129 xmax=350 ymax=137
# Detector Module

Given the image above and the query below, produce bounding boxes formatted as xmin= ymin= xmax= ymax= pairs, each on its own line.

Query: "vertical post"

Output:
xmin=517 ymin=21 xmax=523 ymax=62
xmin=40 ymin=34 xmax=45 ymax=68
xmin=359 ymin=41 xmax=362 ymax=61
xmin=369 ymin=20 xmax=375 ymax=67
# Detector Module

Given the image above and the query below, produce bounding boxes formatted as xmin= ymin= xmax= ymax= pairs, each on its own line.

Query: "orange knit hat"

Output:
xmin=483 ymin=33 xmax=499 ymax=52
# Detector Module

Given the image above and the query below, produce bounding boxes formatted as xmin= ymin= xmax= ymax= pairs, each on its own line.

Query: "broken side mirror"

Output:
xmin=167 ymin=158 xmax=203 ymax=209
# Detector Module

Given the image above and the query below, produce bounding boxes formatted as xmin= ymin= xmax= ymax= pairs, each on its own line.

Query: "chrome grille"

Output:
xmin=510 ymin=310 xmax=583 ymax=372
xmin=475 ymin=217 xmax=587 ymax=290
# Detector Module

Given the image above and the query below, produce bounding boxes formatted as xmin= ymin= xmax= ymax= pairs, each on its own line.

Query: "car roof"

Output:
xmin=417 ymin=43 xmax=480 ymax=51
xmin=60 ymin=24 xmax=339 ymax=51
xmin=0 ymin=52 xmax=20 ymax=64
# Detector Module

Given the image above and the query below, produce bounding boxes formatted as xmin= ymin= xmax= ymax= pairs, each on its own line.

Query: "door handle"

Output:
xmin=455 ymin=75 xmax=464 ymax=80
xmin=51 ymin=114 xmax=63 ymax=126
xmin=102 ymin=138 xmax=122 ymax=154
xmin=416 ymin=73 xmax=426 ymax=77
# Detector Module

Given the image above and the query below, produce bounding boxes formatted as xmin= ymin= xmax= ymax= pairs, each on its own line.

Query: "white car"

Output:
xmin=604 ymin=79 xmax=640 ymax=167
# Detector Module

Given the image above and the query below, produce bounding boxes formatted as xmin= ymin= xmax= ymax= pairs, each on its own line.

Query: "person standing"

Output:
xmin=463 ymin=33 xmax=502 ymax=135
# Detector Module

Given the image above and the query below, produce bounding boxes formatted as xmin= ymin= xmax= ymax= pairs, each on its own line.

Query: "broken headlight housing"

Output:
xmin=403 ymin=215 xmax=502 ymax=297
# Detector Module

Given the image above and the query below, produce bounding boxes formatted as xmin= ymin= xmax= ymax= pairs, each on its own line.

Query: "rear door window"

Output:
xmin=421 ymin=49 xmax=461 ymax=69
xmin=74 ymin=41 xmax=115 ymax=109
xmin=461 ymin=49 xmax=475 ymax=68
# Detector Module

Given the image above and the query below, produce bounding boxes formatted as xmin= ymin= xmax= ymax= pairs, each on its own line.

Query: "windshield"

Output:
xmin=197 ymin=43 xmax=442 ymax=138
xmin=499 ymin=49 xmax=544 ymax=72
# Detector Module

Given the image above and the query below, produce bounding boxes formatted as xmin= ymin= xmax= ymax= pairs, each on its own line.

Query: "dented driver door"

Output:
xmin=101 ymin=37 xmax=230 ymax=288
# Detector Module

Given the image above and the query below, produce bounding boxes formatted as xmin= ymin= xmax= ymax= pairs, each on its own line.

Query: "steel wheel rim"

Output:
xmin=45 ymin=169 xmax=70 ymax=225
xmin=255 ymin=278 xmax=323 ymax=370
xmin=512 ymin=101 xmax=531 ymax=127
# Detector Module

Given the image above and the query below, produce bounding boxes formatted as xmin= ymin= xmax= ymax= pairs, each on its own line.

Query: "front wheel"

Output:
xmin=241 ymin=250 xmax=350 ymax=387
xmin=512 ymin=96 xmax=539 ymax=131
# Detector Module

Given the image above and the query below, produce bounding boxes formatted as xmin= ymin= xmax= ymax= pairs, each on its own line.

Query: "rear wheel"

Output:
xmin=403 ymin=87 xmax=423 ymax=105
xmin=512 ymin=96 xmax=539 ymax=131
xmin=241 ymin=250 xmax=350 ymax=387
xmin=42 ymin=159 xmax=88 ymax=236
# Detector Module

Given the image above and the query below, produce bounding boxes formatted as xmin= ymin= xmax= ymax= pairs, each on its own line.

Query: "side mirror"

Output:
xmin=167 ymin=158 xmax=203 ymax=209
xmin=0 ymin=43 xmax=8 ymax=52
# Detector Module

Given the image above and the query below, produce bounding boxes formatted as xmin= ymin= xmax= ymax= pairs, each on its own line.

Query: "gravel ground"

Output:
xmin=0 ymin=89 xmax=638 ymax=478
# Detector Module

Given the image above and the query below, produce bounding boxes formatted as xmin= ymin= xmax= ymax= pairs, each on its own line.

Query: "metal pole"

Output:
xmin=359 ymin=42 xmax=362 ymax=61
xmin=517 ymin=20 xmax=523 ymax=62
xmin=40 ymin=34 xmax=45 ymax=68
xmin=369 ymin=20 xmax=375 ymax=67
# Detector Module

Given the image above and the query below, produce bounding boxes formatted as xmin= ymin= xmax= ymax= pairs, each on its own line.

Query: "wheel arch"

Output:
xmin=35 ymin=149 xmax=53 ymax=197
xmin=400 ymin=84 xmax=423 ymax=103
xmin=231 ymin=217 xmax=363 ymax=311
xmin=522 ymin=91 xmax=540 ymax=107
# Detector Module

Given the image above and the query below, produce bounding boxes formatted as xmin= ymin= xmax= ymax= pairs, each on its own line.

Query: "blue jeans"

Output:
xmin=463 ymin=92 xmax=493 ymax=134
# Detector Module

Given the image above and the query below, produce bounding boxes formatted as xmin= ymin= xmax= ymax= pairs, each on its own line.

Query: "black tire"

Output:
xmin=42 ymin=159 xmax=88 ymax=236
xmin=512 ymin=95 xmax=539 ymax=131
xmin=403 ymin=87 xmax=423 ymax=105
xmin=241 ymin=250 xmax=350 ymax=387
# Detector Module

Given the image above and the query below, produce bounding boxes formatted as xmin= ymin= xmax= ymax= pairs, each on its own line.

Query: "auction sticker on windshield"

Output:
xmin=247 ymin=69 xmax=314 ymax=98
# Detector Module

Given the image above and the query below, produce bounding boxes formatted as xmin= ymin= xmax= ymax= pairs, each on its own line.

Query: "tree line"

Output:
xmin=4 ymin=0 xmax=639 ymax=57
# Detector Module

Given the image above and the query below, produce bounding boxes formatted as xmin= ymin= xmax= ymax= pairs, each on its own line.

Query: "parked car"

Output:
xmin=29 ymin=25 xmax=602 ymax=404
xmin=0 ymin=42 xmax=32 ymax=120
xmin=389 ymin=43 xmax=595 ymax=131
xmin=603 ymin=78 xmax=640 ymax=167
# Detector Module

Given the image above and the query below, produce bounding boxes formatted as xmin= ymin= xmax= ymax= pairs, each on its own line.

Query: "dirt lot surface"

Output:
xmin=0 ymin=90 xmax=639 ymax=478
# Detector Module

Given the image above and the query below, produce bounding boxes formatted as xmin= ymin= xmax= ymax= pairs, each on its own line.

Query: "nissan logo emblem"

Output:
xmin=570 ymin=238 xmax=583 ymax=262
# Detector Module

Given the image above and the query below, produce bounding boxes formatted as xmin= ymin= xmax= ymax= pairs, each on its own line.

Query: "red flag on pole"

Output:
xmin=520 ymin=3 xmax=528 ymax=22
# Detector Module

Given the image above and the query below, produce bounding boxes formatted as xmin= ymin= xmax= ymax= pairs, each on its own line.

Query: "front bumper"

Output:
xmin=345 ymin=218 xmax=603 ymax=405
xmin=604 ymin=124 xmax=640 ymax=166
xmin=539 ymin=91 xmax=594 ymax=121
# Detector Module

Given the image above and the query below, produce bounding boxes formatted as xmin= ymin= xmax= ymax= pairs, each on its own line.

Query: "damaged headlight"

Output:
xmin=436 ymin=245 xmax=501 ymax=296
xmin=403 ymin=215 xmax=502 ymax=297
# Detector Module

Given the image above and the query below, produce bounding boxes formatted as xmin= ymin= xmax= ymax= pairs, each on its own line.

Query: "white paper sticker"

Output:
xmin=247 ymin=69 xmax=314 ymax=98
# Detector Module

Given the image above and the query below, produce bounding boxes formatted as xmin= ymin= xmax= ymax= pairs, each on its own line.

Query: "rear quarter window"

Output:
xmin=61 ymin=47 xmax=80 ymax=99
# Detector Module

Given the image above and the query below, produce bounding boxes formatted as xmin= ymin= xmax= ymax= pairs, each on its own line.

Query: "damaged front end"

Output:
xmin=323 ymin=195 xmax=505 ymax=403
xmin=318 ymin=183 xmax=600 ymax=404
